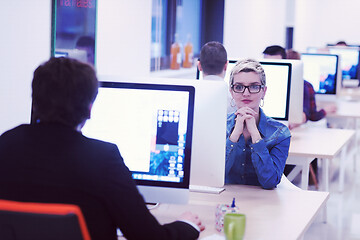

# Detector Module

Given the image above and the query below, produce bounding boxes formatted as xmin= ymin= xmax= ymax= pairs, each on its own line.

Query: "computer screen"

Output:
xmin=301 ymin=53 xmax=339 ymax=95
xmin=196 ymin=60 xmax=293 ymax=122
xmin=328 ymin=46 xmax=360 ymax=80
xmin=82 ymin=81 xmax=195 ymax=204
xmin=307 ymin=46 xmax=360 ymax=80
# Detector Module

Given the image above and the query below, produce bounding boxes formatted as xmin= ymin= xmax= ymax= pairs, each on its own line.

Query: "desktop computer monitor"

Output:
xmin=307 ymin=46 xmax=360 ymax=80
xmin=91 ymin=77 xmax=228 ymax=193
xmin=188 ymin=80 xmax=227 ymax=188
xmin=196 ymin=59 xmax=303 ymax=124
xmin=301 ymin=53 xmax=340 ymax=98
xmin=82 ymin=81 xmax=195 ymax=204
xmin=260 ymin=59 xmax=304 ymax=125
xmin=327 ymin=46 xmax=360 ymax=80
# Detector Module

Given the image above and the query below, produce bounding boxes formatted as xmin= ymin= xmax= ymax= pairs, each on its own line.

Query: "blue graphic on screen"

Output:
xmin=143 ymin=110 xmax=184 ymax=179
xmin=307 ymin=47 xmax=359 ymax=80
xmin=301 ymin=53 xmax=339 ymax=94
xmin=328 ymin=47 xmax=359 ymax=80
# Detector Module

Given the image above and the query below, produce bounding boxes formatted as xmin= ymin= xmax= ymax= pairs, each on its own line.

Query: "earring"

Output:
xmin=260 ymin=98 xmax=264 ymax=107
xmin=231 ymin=98 xmax=236 ymax=107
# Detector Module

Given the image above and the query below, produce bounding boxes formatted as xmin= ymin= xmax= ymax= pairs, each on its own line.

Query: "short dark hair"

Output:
xmin=199 ymin=41 xmax=227 ymax=75
xmin=336 ymin=41 xmax=348 ymax=46
xmin=263 ymin=45 xmax=286 ymax=59
xmin=31 ymin=57 xmax=98 ymax=128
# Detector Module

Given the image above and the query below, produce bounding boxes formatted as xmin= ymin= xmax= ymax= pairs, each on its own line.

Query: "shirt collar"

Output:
xmin=203 ymin=75 xmax=224 ymax=81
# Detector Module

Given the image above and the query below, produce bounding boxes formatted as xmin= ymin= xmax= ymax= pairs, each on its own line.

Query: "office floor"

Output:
xmin=292 ymin=159 xmax=360 ymax=240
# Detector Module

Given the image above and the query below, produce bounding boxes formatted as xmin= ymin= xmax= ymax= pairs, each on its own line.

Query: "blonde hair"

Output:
xmin=229 ymin=59 xmax=266 ymax=86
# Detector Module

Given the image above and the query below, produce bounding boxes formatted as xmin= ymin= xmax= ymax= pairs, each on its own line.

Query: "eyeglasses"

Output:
xmin=231 ymin=84 xmax=264 ymax=93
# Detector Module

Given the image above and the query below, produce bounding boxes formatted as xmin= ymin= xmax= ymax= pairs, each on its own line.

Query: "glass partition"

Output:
xmin=51 ymin=0 xmax=97 ymax=66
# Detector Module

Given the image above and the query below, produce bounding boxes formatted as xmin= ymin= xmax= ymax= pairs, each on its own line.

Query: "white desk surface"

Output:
xmin=338 ymin=87 xmax=360 ymax=101
xmin=331 ymin=99 xmax=360 ymax=118
xmin=150 ymin=185 xmax=329 ymax=240
xmin=289 ymin=127 xmax=355 ymax=159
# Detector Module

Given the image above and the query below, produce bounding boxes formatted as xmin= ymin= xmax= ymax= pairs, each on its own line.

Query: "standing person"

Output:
xmin=0 ymin=57 xmax=204 ymax=240
xmin=197 ymin=41 xmax=237 ymax=113
xmin=225 ymin=59 xmax=291 ymax=189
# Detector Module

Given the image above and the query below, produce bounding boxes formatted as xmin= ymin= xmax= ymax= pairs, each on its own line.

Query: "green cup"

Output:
xmin=224 ymin=213 xmax=246 ymax=240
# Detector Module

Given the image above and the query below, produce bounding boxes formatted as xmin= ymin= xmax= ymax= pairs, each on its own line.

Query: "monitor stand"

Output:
xmin=189 ymin=185 xmax=225 ymax=194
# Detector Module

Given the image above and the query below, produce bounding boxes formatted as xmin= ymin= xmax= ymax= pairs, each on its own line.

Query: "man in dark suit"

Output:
xmin=0 ymin=57 xmax=204 ymax=240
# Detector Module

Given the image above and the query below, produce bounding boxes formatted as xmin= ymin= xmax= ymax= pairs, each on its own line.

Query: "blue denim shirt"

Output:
xmin=225 ymin=108 xmax=291 ymax=189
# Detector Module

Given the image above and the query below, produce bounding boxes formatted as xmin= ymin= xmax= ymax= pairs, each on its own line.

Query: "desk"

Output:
xmin=327 ymin=99 xmax=360 ymax=167
xmin=288 ymin=127 xmax=355 ymax=192
xmin=328 ymin=99 xmax=360 ymax=119
xmin=338 ymin=87 xmax=360 ymax=100
xmin=150 ymin=185 xmax=329 ymax=240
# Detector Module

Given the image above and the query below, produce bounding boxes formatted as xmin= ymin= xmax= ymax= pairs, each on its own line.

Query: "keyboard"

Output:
xmin=189 ymin=185 xmax=225 ymax=194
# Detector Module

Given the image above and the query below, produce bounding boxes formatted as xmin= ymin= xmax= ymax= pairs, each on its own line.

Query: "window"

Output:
xmin=151 ymin=0 xmax=224 ymax=72
xmin=51 ymin=0 xmax=97 ymax=66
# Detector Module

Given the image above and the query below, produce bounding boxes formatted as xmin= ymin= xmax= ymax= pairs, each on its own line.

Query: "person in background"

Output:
xmin=197 ymin=41 xmax=228 ymax=80
xmin=225 ymin=59 xmax=291 ymax=189
xmin=197 ymin=41 xmax=237 ymax=113
xmin=262 ymin=45 xmax=287 ymax=59
xmin=0 ymin=57 xmax=204 ymax=240
xmin=75 ymin=36 xmax=95 ymax=65
xmin=335 ymin=41 xmax=348 ymax=46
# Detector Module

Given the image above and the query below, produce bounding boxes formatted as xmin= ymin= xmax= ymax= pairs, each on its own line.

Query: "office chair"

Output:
xmin=0 ymin=199 xmax=91 ymax=240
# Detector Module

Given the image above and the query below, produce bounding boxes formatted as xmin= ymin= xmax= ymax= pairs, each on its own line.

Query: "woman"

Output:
xmin=226 ymin=59 xmax=291 ymax=189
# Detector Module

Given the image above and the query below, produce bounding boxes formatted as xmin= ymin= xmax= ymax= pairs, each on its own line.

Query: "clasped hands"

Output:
xmin=230 ymin=106 xmax=261 ymax=143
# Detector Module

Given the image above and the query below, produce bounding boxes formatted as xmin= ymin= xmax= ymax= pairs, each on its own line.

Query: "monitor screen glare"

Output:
xmin=260 ymin=63 xmax=291 ymax=121
xmin=301 ymin=53 xmax=339 ymax=94
xmin=307 ymin=46 xmax=359 ymax=80
xmin=328 ymin=47 xmax=359 ymax=80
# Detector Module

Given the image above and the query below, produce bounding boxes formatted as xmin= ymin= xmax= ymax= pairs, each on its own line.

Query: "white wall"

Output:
xmin=2 ymin=0 xmax=360 ymax=134
xmin=223 ymin=0 xmax=360 ymax=59
xmin=0 ymin=0 xmax=152 ymax=134
xmin=0 ymin=1 xmax=51 ymax=134
xmin=96 ymin=0 xmax=152 ymax=79
xmin=223 ymin=0 xmax=287 ymax=60
xmin=294 ymin=0 xmax=360 ymax=52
